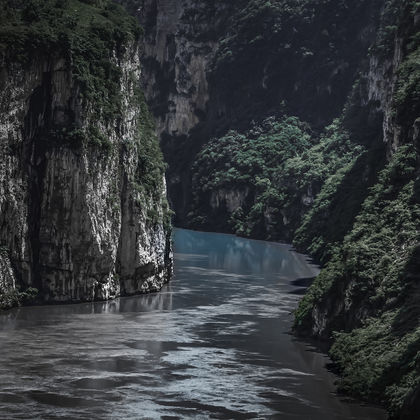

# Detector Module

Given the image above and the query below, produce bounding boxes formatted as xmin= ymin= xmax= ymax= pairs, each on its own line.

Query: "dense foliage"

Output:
xmin=295 ymin=145 xmax=420 ymax=415
xmin=293 ymin=139 xmax=386 ymax=262
xmin=128 ymin=81 xmax=171 ymax=221
xmin=190 ymin=117 xmax=311 ymax=237
xmin=190 ymin=117 xmax=363 ymax=241
xmin=0 ymin=0 xmax=140 ymax=123
xmin=294 ymin=0 xmax=420 ymax=416
xmin=0 ymin=287 xmax=39 ymax=310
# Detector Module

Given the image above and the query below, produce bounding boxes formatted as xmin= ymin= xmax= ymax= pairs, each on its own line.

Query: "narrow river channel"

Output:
xmin=0 ymin=229 xmax=386 ymax=419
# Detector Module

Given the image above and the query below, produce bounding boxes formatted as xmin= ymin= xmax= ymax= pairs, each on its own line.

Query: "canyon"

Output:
xmin=129 ymin=1 xmax=419 ymax=417
xmin=0 ymin=0 xmax=419 ymax=419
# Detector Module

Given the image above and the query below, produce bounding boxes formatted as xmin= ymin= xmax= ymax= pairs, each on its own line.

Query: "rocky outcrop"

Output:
xmin=0 ymin=250 xmax=17 ymax=309
xmin=135 ymin=0 xmax=216 ymax=139
xmin=0 ymin=41 xmax=172 ymax=304
xmin=210 ymin=188 xmax=249 ymax=214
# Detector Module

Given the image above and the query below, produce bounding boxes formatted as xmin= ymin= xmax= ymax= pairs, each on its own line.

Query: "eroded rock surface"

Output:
xmin=0 ymin=46 xmax=172 ymax=304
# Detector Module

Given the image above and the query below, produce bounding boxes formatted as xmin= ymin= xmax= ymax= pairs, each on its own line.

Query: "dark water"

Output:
xmin=0 ymin=229 xmax=386 ymax=419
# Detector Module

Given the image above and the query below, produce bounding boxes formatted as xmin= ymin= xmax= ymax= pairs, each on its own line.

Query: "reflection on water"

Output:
xmin=0 ymin=229 xmax=386 ymax=419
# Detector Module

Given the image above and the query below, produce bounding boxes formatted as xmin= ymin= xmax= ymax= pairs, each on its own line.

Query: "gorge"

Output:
xmin=130 ymin=1 xmax=420 ymax=417
xmin=0 ymin=0 xmax=419 ymax=419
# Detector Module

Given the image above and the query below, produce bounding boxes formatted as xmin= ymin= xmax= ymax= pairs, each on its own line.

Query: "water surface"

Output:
xmin=0 ymin=229 xmax=386 ymax=419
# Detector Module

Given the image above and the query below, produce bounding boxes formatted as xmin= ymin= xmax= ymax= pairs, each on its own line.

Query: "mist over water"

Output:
xmin=0 ymin=229 xmax=386 ymax=419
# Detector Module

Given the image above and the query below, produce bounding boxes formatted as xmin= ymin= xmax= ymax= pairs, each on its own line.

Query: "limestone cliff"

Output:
xmin=0 ymin=251 xmax=17 ymax=309
xmin=121 ymin=0 xmax=382 ymax=224
xmin=296 ymin=0 xmax=419 ymax=339
xmin=294 ymin=1 xmax=420 ymax=417
xmin=0 ymin=0 xmax=172 ymax=308
xmin=118 ymin=0 xmax=235 ymax=222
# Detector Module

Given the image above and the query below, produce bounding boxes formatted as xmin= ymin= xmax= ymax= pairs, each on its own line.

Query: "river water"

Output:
xmin=0 ymin=229 xmax=386 ymax=419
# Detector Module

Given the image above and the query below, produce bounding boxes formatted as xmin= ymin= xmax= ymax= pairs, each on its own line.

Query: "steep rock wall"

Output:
xmin=118 ymin=0 xmax=234 ymax=222
xmin=294 ymin=1 xmax=420 ymax=417
xmin=297 ymin=0 xmax=419 ymax=339
xmin=0 ymin=251 xmax=17 ymax=309
xmin=0 ymin=2 xmax=172 ymax=306
xmin=126 ymin=0 xmax=382 ymax=224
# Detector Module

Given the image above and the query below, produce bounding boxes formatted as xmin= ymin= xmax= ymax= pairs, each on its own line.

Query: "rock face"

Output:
xmin=293 ymin=2 xmax=420 ymax=416
xmin=0 ymin=37 xmax=172 ymax=305
xmin=210 ymin=189 xmax=249 ymax=214
xmin=120 ymin=0 xmax=382 ymax=224
xmin=299 ymin=0 xmax=419 ymax=339
xmin=0 ymin=251 xmax=17 ymax=309
xmin=136 ymin=0 xmax=216 ymax=139
xmin=119 ymin=0 xmax=231 ymax=222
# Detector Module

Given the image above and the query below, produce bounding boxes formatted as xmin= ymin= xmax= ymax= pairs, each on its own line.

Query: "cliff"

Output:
xmin=293 ymin=1 xmax=420 ymax=417
xmin=0 ymin=0 xmax=172 ymax=308
xmin=117 ymin=0 xmax=235 ymax=222
xmin=119 ymin=0 xmax=383 ymax=225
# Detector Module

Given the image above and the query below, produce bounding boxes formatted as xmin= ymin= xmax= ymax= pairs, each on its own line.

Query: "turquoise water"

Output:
xmin=0 ymin=229 xmax=386 ymax=419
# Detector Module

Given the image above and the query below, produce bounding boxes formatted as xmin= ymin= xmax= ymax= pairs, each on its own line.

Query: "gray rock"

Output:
xmin=0 ymin=45 xmax=172 ymax=305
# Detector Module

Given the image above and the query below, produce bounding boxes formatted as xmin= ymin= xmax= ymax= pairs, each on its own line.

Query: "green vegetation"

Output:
xmin=295 ymin=145 xmax=420 ymax=326
xmin=295 ymin=145 xmax=420 ymax=415
xmin=292 ymin=139 xmax=387 ymax=263
xmin=0 ymin=287 xmax=39 ymax=311
xmin=0 ymin=0 xmax=141 ymax=141
xmin=214 ymin=0 xmax=379 ymax=70
xmin=294 ymin=1 xmax=420 ymax=415
xmin=131 ymin=87 xmax=167 ymax=200
xmin=190 ymin=116 xmax=312 ymax=238
xmin=125 ymin=79 xmax=171 ymax=226
xmin=370 ymin=0 xmax=401 ymax=57
xmin=331 ymin=309 xmax=420 ymax=418
xmin=209 ymin=0 xmax=382 ymax=125
xmin=189 ymin=1 xmax=420 ymax=416
xmin=190 ymin=117 xmax=363 ymax=240
xmin=393 ymin=38 xmax=420 ymax=129
xmin=86 ymin=125 xmax=113 ymax=152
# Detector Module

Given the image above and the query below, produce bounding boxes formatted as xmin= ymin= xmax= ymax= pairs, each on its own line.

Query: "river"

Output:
xmin=0 ymin=229 xmax=386 ymax=419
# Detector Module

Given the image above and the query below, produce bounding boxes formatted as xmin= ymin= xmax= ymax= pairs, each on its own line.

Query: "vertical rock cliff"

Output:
xmin=121 ymin=0 xmax=382 ymax=224
xmin=119 ymin=0 xmax=234 ymax=222
xmin=0 ymin=0 xmax=172 ymax=307
xmin=294 ymin=1 xmax=420 ymax=417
